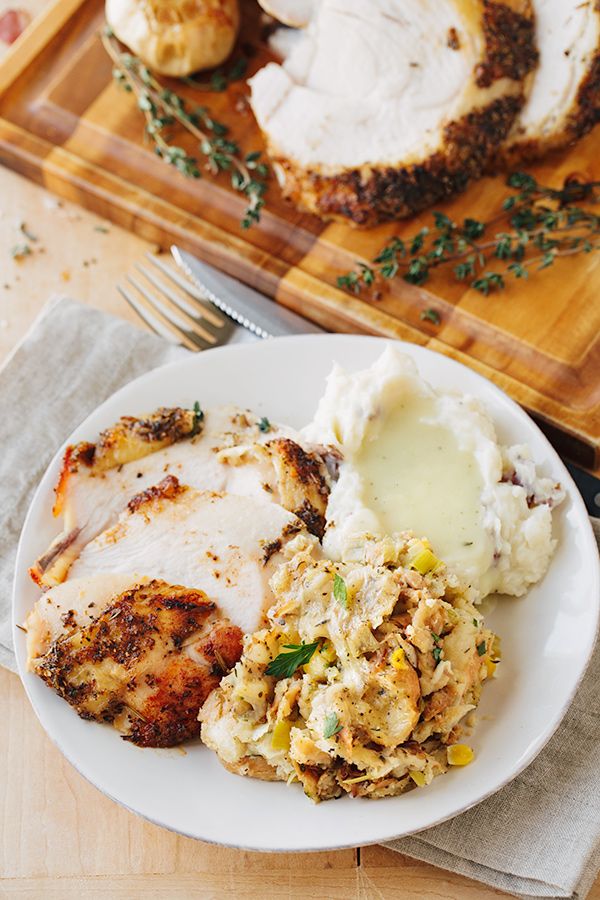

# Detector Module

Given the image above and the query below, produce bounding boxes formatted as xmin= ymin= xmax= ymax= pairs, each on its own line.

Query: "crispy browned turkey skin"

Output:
xmin=497 ymin=0 xmax=600 ymax=166
xmin=249 ymin=0 xmax=537 ymax=226
xmin=33 ymin=580 xmax=243 ymax=747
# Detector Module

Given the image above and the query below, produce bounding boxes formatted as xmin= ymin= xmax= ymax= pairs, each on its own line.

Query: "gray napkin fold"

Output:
xmin=1 ymin=296 xmax=598 ymax=900
xmin=385 ymin=593 xmax=600 ymax=900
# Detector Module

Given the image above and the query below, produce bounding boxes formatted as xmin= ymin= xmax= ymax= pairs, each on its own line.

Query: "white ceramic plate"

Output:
xmin=13 ymin=335 xmax=599 ymax=852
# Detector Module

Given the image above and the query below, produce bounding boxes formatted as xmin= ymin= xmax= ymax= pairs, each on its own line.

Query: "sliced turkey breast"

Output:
xmin=31 ymin=405 xmax=330 ymax=588
xmin=249 ymin=0 xmax=537 ymax=226
xmin=24 ymin=574 xmax=148 ymax=667
xmin=500 ymin=0 xmax=600 ymax=164
xmin=31 ymin=579 xmax=243 ymax=747
xmin=67 ymin=476 xmax=318 ymax=635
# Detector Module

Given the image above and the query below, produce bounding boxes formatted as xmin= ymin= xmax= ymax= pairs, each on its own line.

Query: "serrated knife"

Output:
xmin=171 ymin=246 xmax=326 ymax=339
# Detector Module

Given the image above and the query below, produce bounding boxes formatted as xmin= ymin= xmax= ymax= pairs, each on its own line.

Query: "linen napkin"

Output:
xmin=1 ymin=297 xmax=599 ymax=900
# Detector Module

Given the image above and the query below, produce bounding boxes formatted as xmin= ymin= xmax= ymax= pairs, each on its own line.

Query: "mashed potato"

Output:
xmin=303 ymin=347 xmax=563 ymax=598
xmin=200 ymin=533 xmax=497 ymax=802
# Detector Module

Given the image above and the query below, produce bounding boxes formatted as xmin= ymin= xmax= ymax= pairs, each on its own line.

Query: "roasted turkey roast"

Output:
xmin=250 ymin=0 xmax=538 ymax=226
xmin=500 ymin=0 xmax=600 ymax=164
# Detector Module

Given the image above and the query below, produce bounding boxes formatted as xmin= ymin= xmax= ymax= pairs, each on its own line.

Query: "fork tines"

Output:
xmin=119 ymin=254 xmax=230 ymax=351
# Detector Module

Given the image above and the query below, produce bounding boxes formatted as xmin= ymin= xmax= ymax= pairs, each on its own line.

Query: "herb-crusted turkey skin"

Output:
xmin=249 ymin=0 xmax=537 ymax=226
xmin=499 ymin=0 xmax=600 ymax=165
xmin=32 ymin=579 xmax=243 ymax=747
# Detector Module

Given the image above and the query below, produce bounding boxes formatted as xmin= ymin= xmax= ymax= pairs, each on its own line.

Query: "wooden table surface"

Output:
xmin=1 ymin=6 xmax=599 ymax=899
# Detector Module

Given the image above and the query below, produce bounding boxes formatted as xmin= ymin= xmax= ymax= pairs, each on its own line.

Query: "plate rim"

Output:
xmin=12 ymin=333 xmax=600 ymax=852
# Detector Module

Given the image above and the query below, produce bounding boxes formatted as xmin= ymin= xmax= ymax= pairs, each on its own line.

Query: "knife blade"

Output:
xmin=565 ymin=463 xmax=600 ymax=518
xmin=171 ymin=247 xmax=326 ymax=339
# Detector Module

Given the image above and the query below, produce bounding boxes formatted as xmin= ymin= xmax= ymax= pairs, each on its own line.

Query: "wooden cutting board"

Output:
xmin=1 ymin=0 xmax=599 ymax=467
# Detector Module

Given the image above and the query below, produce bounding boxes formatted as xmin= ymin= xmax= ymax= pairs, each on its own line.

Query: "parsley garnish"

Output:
xmin=191 ymin=401 xmax=204 ymax=436
xmin=477 ymin=641 xmax=487 ymax=657
xmin=323 ymin=712 xmax=342 ymax=739
xmin=472 ymin=618 xmax=479 ymax=627
xmin=333 ymin=573 xmax=348 ymax=609
xmin=337 ymin=172 xmax=600 ymax=297
xmin=265 ymin=641 xmax=320 ymax=679
xmin=432 ymin=646 xmax=442 ymax=664
xmin=258 ymin=416 xmax=271 ymax=433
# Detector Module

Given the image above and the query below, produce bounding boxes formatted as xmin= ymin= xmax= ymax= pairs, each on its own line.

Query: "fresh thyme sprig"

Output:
xmin=102 ymin=29 xmax=269 ymax=229
xmin=182 ymin=56 xmax=248 ymax=92
xmin=338 ymin=172 xmax=600 ymax=300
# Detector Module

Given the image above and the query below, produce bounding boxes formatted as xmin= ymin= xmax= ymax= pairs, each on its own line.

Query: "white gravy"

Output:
xmin=356 ymin=398 xmax=490 ymax=571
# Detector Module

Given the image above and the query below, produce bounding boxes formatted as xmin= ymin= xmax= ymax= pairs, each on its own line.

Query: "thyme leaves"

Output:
xmin=102 ymin=30 xmax=269 ymax=230
xmin=338 ymin=173 xmax=600 ymax=300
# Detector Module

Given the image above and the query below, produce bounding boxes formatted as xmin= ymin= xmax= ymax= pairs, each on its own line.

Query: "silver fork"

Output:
xmin=118 ymin=253 xmax=234 ymax=350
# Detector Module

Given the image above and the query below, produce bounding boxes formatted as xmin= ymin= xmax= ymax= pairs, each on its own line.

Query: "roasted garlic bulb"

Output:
xmin=105 ymin=0 xmax=240 ymax=77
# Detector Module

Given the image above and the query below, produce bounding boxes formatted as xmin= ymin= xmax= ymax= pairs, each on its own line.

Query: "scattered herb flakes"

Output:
xmin=192 ymin=401 xmax=204 ymax=435
xmin=472 ymin=618 xmax=479 ymax=627
xmin=338 ymin=172 xmax=600 ymax=297
xmin=94 ymin=225 xmax=110 ymax=234
xmin=258 ymin=416 xmax=271 ymax=433
xmin=323 ymin=712 xmax=343 ymax=739
xmin=210 ymin=70 xmax=228 ymax=92
xmin=337 ymin=271 xmax=361 ymax=294
xmin=477 ymin=641 xmax=487 ymax=657
xmin=432 ymin=646 xmax=443 ymax=664
xmin=420 ymin=308 xmax=441 ymax=325
xmin=11 ymin=243 xmax=31 ymax=260
xmin=333 ymin=573 xmax=348 ymax=609
xmin=183 ymin=55 xmax=248 ymax=92
xmin=19 ymin=222 xmax=38 ymax=242
xmin=265 ymin=641 xmax=320 ymax=679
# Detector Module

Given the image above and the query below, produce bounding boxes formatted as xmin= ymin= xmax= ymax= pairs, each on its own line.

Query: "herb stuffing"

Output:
xmin=265 ymin=641 xmax=320 ymax=679
xmin=338 ymin=173 xmax=600 ymax=297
